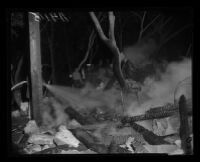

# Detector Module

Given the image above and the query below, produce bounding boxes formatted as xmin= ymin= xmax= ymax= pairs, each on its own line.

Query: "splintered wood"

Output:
xmin=121 ymin=103 xmax=179 ymax=123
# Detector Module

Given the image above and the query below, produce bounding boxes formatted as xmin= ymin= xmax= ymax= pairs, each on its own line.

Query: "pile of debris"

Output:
xmin=11 ymin=99 xmax=190 ymax=154
xmin=11 ymin=74 xmax=192 ymax=154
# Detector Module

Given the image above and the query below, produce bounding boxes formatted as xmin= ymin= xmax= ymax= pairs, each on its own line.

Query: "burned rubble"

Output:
xmin=9 ymin=9 xmax=193 ymax=155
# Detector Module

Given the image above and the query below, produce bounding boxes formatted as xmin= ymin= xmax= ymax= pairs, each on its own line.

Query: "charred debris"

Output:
xmin=9 ymin=10 xmax=193 ymax=155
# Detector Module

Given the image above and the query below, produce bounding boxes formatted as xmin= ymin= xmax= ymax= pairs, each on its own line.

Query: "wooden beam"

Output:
xmin=179 ymin=95 xmax=192 ymax=154
xmin=121 ymin=121 xmax=170 ymax=145
xmin=64 ymin=106 xmax=97 ymax=125
xmin=28 ymin=12 xmax=43 ymax=125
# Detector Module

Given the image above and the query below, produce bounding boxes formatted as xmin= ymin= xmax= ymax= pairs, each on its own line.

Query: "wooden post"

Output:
xmin=28 ymin=12 xmax=43 ymax=125
xmin=179 ymin=95 xmax=192 ymax=154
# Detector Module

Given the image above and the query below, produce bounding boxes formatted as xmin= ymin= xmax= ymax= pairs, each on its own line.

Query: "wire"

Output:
xmin=11 ymin=81 xmax=28 ymax=91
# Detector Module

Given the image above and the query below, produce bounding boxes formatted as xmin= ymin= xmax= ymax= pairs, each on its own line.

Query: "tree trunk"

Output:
xmin=89 ymin=12 xmax=128 ymax=91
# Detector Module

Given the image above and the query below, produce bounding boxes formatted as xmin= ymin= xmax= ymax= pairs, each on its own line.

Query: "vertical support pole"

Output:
xmin=179 ymin=95 xmax=192 ymax=154
xmin=28 ymin=12 xmax=43 ymax=125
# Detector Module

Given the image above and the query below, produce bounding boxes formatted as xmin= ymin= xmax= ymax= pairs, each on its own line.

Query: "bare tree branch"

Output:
xmin=108 ymin=11 xmax=116 ymax=45
xmin=89 ymin=12 xmax=108 ymax=42
xmin=160 ymin=16 xmax=172 ymax=30
xmin=142 ymin=11 xmax=147 ymax=26
xmin=76 ymin=30 xmax=96 ymax=72
xmin=138 ymin=11 xmax=147 ymax=42
xmin=89 ymin=12 xmax=128 ymax=91
xmin=75 ymin=13 xmax=106 ymax=72
xmin=143 ymin=14 xmax=161 ymax=33
xmin=162 ymin=24 xmax=192 ymax=45
xmin=141 ymin=16 xmax=173 ymax=45
xmin=130 ymin=11 xmax=142 ymax=20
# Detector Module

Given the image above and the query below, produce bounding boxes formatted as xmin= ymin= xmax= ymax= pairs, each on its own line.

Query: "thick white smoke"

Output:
xmin=42 ymin=56 xmax=191 ymax=131
xmin=126 ymin=57 xmax=192 ymax=116
xmin=123 ymin=39 xmax=158 ymax=67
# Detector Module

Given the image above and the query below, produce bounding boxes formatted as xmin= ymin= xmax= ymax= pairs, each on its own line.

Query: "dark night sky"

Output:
xmin=10 ymin=8 xmax=193 ymax=84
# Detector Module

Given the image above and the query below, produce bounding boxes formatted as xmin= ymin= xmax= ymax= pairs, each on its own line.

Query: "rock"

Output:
xmin=39 ymin=127 xmax=56 ymax=136
xmin=28 ymin=134 xmax=54 ymax=145
xmin=49 ymin=144 xmax=56 ymax=148
xmin=120 ymin=137 xmax=135 ymax=153
xmin=42 ymin=145 xmax=50 ymax=150
xmin=96 ymin=82 xmax=105 ymax=90
xmin=136 ymin=120 xmax=153 ymax=132
xmin=24 ymin=144 xmax=42 ymax=154
xmin=131 ymin=139 xmax=149 ymax=153
xmin=119 ymin=137 xmax=149 ymax=153
xmin=20 ymin=102 xmax=29 ymax=113
xmin=152 ymin=118 xmax=168 ymax=136
xmin=174 ymin=139 xmax=181 ymax=148
xmin=67 ymin=119 xmax=82 ymax=129
xmin=169 ymin=149 xmax=184 ymax=155
xmin=53 ymin=138 xmax=66 ymax=146
xmin=166 ymin=139 xmax=185 ymax=155
xmin=83 ymin=149 xmax=97 ymax=154
xmin=54 ymin=125 xmax=80 ymax=147
xmin=24 ymin=120 xmax=40 ymax=135
xmin=164 ymin=134 xmax=180 ymax=144
xmin=60 ymin=150 xmax=80 ymax=154
xmin=12 ymin=110 xmax=21 ymax=118
xmin=60 ymin=149 xmax=96 ymax=154
xmin=143 ymin=144 xmax=179 ymax=154
xmin=165 ymin=116 xmax=180 ymax=135
xmin=152 ymin=116 xmax=180 ymax=136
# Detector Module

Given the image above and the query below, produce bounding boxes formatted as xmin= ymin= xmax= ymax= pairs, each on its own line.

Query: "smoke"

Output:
xmin=126 ymin=57 xmax=192 ymax=116
xmin=44 ymin=82 xmax=121 ymax=111
xmin=123 ymin=39 xmax=157 ymax=67
xmin=41 ymin=96 xmax=70 ymax=129
xmin=42 ymin=82 xmax=123 ymax=128
xmin=41 ymin=57 xmax=191 ymax=130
